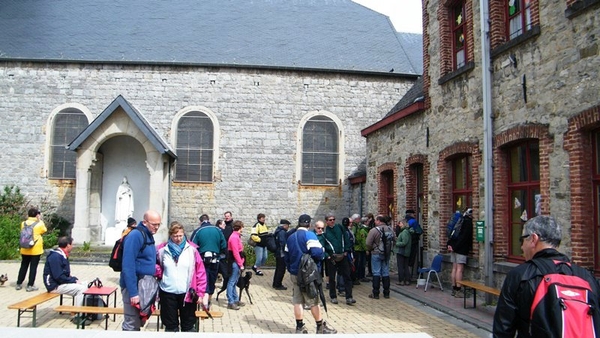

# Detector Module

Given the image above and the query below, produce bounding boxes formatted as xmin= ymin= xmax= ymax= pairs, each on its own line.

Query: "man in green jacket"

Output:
xmin=323 ymin=213 xmax=355 ymax=305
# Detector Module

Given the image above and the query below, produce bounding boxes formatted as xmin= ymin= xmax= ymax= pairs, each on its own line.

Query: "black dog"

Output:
xmin=216 ymin=271 xmax=253 ymax=304
xmin=0 ymin=274 xmax=7 ymax=286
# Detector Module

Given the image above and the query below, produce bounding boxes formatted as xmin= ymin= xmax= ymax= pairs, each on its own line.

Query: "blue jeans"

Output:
xmin=254 ymin=246 xmax=267 ymax=267
xmin=371 ymin=254 xmax=390 ymax=277
xmin=227 ymin=262 xmax=240 ymax=305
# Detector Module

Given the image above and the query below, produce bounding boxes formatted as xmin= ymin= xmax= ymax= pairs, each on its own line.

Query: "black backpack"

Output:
xmin=377 ymin=226 xmax=394 ymax=259
xmin=297 ymin=253 xmax=322 ymax=298
xmin=528 ymin=258 xmax=600 ymax=337
xmin=108 ymin=227 xmax=147 ymax=272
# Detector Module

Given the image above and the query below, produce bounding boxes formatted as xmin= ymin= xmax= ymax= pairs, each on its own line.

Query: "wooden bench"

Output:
xmin=458 ymin=280 xmax=501 ymax=309
xmin=8 ymin=292 xmax=61 ymax=327
xmin=54 ymin=305 xmax=222 ymax=331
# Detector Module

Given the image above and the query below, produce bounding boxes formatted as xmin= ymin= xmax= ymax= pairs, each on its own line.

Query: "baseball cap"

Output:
xmin=280 ymin=219 xmax=291 ymax=225
xmin=298 ymin=214 xmax=311 ymax=225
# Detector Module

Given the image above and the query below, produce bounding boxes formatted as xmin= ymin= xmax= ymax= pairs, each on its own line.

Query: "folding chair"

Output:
xmin=416 ymin=254 xmax=444 ymax=292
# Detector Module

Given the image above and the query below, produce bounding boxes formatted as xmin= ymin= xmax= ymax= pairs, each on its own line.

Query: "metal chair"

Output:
xmin=416 ymin=254 xmax=444 ymax=292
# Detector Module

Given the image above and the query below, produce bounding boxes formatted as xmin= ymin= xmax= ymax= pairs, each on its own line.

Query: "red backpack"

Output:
xmin=529 ymin=258 xmax=600 ymax=338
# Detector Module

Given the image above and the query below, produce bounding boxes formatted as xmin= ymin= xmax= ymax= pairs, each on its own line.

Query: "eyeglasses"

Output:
xmin=145 ymin=220 xmax=161 ymax=228
xmin=316 ymin=227 xmax=324 ymax=230
xmin=519 ymin=234 xmax=531 ymax=244
xmin=327 ymin=218 xmax=335 ymax=222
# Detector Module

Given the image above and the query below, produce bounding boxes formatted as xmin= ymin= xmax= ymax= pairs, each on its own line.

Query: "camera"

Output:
xmin=189 ymin=288 xmax=199 ymax=303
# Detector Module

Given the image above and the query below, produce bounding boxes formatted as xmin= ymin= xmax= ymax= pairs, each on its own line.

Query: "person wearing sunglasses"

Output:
xmin=322 ymin=213 xmax=355 ymax=305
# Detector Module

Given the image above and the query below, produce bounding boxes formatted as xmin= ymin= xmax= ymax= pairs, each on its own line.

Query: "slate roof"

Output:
xmin=386 ymin=77 xmax=424 ymax=116
xmin=67 ymin=95 xmax=177 ymax=159
xmin=0 ymin=0 xmax=422 ymax=76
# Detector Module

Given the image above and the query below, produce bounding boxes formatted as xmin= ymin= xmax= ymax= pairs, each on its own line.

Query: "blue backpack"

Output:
xmin=446 ymin=211 xmax=462 ymax=238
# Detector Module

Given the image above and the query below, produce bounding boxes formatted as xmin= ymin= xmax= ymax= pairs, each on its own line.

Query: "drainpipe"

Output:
xmin=480 ymin=0 xmax=495 ymax=303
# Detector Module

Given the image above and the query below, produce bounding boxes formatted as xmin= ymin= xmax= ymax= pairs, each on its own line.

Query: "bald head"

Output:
xmin=142 ymin=210 xmax=162 ymax=234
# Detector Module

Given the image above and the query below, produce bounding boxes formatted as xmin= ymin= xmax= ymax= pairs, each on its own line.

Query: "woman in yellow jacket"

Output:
xmin=250 ymin=213 xmax=269 ymax=276
xmin=16 ymin=208 xmax=47 ymax=291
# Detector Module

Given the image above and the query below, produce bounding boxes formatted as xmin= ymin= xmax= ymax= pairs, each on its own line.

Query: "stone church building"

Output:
xmin=363 ymin=0 xmax=600 ymax=288
xmin=0 ymin=0 xmax=422 ymax=244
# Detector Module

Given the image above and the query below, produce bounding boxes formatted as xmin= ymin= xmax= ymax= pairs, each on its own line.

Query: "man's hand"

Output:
xmin=130 ymin=295 xmax=140 ymax=305
xmin=240 ymin=265 xmax=245 ymax=271
xmin=447 ymin=245 xmax=453 ymax=252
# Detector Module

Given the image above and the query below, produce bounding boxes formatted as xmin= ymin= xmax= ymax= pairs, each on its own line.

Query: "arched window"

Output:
xmin=175 ymin=111 xmax=214 ymax=182
xmin=301 ymin=116 xmax=339 ymax=185
xmin=451 ymin=155 xmax=473 ymax=212
xmin=50 ymin=108 xmax=88 ymax=179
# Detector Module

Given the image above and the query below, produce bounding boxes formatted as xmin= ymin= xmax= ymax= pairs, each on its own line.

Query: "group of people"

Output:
xmin=16 ymin=204 xmax=600 ymax=336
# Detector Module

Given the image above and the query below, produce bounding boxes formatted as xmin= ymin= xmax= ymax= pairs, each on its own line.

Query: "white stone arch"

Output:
xmin=44 ymin=103 xmax=93 ymax=178
xmin=295 ymin=110 xmax=345 ymax=185
xmin=170 ymin=106 xmax=221 ymax=180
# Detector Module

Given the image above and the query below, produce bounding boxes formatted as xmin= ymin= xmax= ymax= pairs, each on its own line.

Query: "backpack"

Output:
xmin=83 ymin=294 xmax=107 ymax=320
xmin=446 ymin=211 xmax=462 ymax=238
xmin=408 ymin=218 xmax=423 ymax=236
xmin=377 ymin=226 xmax=394 ymax=259
xmin=449 ymin=216 xmax=464 ymax=240
xmin=297 ymin=253 xmax=322 ymax=299
xmin=108 ymin=227 xmax=147 ymax=272
xmin=19 ymin=221 xmax=39 ymax=249
xmin=529 ymin=258 xmax=600 ymax=338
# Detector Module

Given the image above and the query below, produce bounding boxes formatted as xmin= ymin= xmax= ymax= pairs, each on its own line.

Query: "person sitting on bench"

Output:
xmin=43 ymin=236 xmax=88 ymax=323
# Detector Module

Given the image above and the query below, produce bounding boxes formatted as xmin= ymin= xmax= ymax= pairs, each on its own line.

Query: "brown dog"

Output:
xmin=216 ymin=271 xmax=253 ymax=304
xmin=0 ymin=274 xmax=7 ymax=286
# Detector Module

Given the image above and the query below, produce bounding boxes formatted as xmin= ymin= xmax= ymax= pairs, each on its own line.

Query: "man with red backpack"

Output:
xmin=493 ymin=215 xmax=600 ymax=337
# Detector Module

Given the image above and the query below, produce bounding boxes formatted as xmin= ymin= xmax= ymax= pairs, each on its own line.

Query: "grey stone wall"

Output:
xmin=0 ymin=62 xmax=414 ymax=237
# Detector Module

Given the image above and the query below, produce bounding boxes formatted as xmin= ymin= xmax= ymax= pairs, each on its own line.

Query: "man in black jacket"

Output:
xmin=272 ymin=219 xmax=290 ymax=290
xmin=493 ymin=215 xmax=600 ymax=337
xmin=447 ymin=208 xmax=473 ymax=297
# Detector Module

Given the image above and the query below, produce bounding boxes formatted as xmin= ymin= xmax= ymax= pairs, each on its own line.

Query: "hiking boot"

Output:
xmin=273 ymin=285 xmax=288 ymax=290
xmin=296 ymin=324 xmax=308 ymax=334
xmin=26 ymin=285 xmax=39 ymax=292
xmin=383 ymin=294 xmax=390 ymax=299
xmin=451 ymin=289 xmax=457 ymax=297
xmin=317 ymin=321 xmax=337 ymax=334
xmin=15 ymin=284 xmax=22 ymax=290
xmin=346 ymin=298 xmax=356 ymax=305
xmin=368 ymin=293 xmax=379 ymax=299
xmin=236 ymin=301 xmax=246 ymax=307
xmin=330 ymin=298 xmax=338 ymax=304
xmin=337 ymin=290 xmax=345 ymax=296
xmin=454 ymin=289 xmax=464 ymax=298
xmin=227 ymin=303 xmax=240 ymax=310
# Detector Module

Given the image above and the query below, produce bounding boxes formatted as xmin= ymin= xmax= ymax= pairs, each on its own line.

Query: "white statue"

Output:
xmin=115 ymin=176 xmax=134 ymax=228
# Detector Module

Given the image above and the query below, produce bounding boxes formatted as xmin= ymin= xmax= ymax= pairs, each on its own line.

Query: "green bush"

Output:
xmin=243 ymin=244 xmax=276 ymax=267
xmin=0 ymin=214 xmax=22 ymax=259
xmin=0 ymin=185 xmax=72 ymax=258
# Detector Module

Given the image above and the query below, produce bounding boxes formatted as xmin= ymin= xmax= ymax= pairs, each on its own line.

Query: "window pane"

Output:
xmin=529 ymin=142 xmax=540 ymax=181
xmin=50 ymin=109 xmax=87 ymax=179
xmin=509 ymin=144 xmax=527 ymax=182
xmin=302 ymin=116 xmax=339 ymax=184
xmin=175 ymin=112 xmax=214 ymax=182
xmin=510 ymin=189 xmax=526 ymax=256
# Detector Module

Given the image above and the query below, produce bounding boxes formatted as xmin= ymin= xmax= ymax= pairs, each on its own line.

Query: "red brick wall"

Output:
xmin=437 ymin=142 xmax=481 ymax=255
xmin=489 ymin=0 xmax=540 ymax=50
xmin=564 ymin=104 xmax=600 ymax=268
xmin=423 ymin=0 xmax=431 ymax=110
xmin=437 ymin=0 xmax=475 ymax=77
xmin=493 ymin=124 xmax=551 ymax=260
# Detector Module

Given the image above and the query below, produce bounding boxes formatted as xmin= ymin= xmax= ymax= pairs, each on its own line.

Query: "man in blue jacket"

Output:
xmin=121 ymin=209 xmax=160 ymax=331
xmin=285 ymin=214 xmax=336 ymax=334
xmin=43 ymin=236 xmax=87 ymax=323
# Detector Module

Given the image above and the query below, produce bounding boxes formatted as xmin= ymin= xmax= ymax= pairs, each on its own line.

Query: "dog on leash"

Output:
xmin=216 ymin=271 xmax=253 ymax=304
xmin=0 ymin=274 xmax=7 ymax=286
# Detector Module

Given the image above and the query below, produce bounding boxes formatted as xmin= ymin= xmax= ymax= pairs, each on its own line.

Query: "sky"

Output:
xmin=352 ymin=0 xmax=423 ymax=34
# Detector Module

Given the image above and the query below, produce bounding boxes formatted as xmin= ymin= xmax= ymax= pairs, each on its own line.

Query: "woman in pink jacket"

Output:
xmin=156 ymin=222 xmax=207 ymax=332
xmin=226 ymin=220 xmax=246 ymax=310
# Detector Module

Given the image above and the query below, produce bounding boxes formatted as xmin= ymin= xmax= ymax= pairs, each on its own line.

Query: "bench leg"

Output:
xmin=32 ymin=307 xmax=37 ymax=327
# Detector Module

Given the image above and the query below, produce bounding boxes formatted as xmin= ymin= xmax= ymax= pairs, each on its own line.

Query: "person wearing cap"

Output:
xmin=272 ymin=219 xmax=291 ymax=290
xmin=447 ymin=207 xmax=473 ymax=298
xmin=322 ymin=212 xmax=355 ymax=305
xmin=285 ymin=214 xmax=337 ymax=334
xmin=191 ymin=214 xmax=227 ymax=306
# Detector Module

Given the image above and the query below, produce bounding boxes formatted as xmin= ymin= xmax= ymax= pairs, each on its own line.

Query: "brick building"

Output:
xmin=362 ymin=0 xmax=600 ymax=287
xmin=0 ymin=0 xmax=422 ymax=244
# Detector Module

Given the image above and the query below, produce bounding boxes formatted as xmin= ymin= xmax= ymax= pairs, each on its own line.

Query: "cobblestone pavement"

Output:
xmin=0 ymin=261 xmax=491 ymax=337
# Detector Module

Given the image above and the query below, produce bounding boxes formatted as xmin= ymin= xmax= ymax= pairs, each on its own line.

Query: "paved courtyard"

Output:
xmin=0 ymin=260 xmax=490 ymax=337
